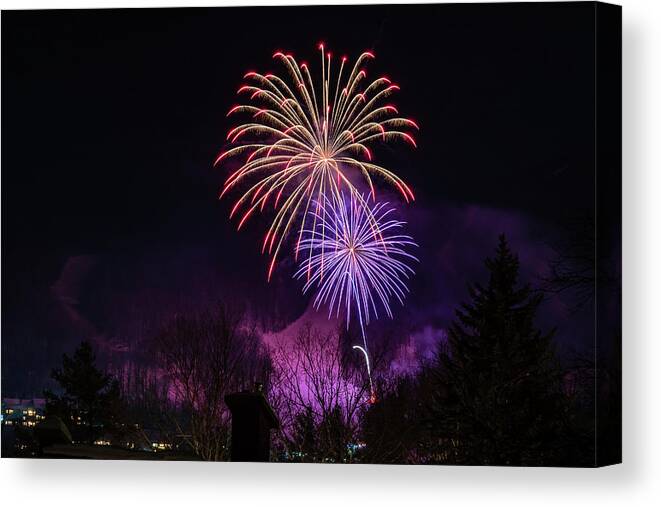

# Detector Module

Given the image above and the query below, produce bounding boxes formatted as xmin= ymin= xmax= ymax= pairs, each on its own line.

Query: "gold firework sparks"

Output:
xmin=215 ymin=43 xmax=418 ymax=280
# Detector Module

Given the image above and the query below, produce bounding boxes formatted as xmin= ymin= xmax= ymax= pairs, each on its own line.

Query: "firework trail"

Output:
xmin=352 ymin=345 xmax=375 ymax=403
xmin=215 ymin=43 xmax=418 ymax=280
xmin=295 ymin=192 xmax=418 ymax=400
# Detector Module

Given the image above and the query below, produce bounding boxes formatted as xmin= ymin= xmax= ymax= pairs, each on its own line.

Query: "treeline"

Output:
xmin=39 ymin=235 xmax=618 ymax=465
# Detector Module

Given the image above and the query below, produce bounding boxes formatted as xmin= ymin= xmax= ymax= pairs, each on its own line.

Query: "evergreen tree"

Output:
xmin=289 ymin=407 xmax=318 ymax=462
xmin=317 ymin=405 xmax=353 ymax=462
xmin=44 ymin=341 xmax=123 ymax=443
xmin=428 ymin=235 xmax=570 ymax=465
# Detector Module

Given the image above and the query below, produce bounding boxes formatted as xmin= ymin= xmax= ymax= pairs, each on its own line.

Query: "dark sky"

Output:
xmin=2 ymin=3 xmax=601 ymax=396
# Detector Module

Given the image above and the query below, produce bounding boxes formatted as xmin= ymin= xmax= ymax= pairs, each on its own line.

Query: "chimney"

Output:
xmin=225 ymin=385 xmax=279 ymax=462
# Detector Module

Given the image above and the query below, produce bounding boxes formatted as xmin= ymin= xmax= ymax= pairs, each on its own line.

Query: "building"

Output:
xmin=1 ymin=398 xmax=46 ymax=428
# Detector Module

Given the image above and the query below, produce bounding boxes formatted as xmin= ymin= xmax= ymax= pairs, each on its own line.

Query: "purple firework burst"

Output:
xmin=295 ymin=192 xmax=418 ymax=337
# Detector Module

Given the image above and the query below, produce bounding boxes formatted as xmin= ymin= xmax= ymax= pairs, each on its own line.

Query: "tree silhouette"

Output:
xmin=152 ymin=303 xmax=272 ymax=461
xmin=270 ymin=324 xmax=372 ymax=463
xmin=288 ymin=407 xmax=318 ymax=461
xmin=427 ymin=235 xmax=572 ymax=465
xmin=44 ymin=341 xmax=123 ymax=444
xmin=361 ymin=373 xmax=429 ymax=463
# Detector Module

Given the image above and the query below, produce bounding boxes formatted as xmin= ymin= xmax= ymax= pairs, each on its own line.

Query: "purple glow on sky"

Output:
xmin=3 ymin=199 xmax=592 ymax=396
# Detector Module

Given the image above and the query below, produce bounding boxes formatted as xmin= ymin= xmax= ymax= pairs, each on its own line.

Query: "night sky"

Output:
xmin=2 ymin=3 xmax=601 ymax=396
